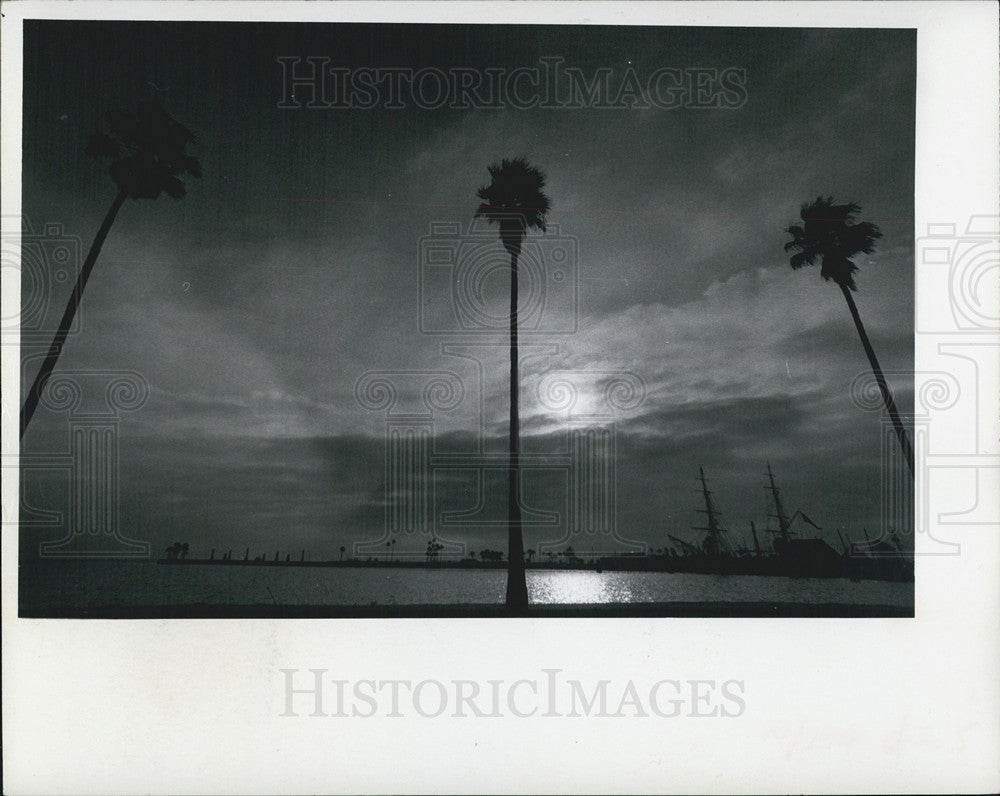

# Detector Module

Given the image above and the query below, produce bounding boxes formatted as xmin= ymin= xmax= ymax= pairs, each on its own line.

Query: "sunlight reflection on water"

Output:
xmin=529 ymin=571 xmax=636 ymax=604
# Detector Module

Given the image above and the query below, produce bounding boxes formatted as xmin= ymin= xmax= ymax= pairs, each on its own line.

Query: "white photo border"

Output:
xmin=2 ymin=2 xmax=998 ymax=794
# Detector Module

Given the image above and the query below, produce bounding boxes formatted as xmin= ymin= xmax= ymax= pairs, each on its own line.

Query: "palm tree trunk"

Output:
xmin=506 ymin=248 xmax=529 ymax=612
xmin=20 ymin=189 xmax=129 ymax=439
xmin=839 ymin=282 xmax=915 ymax=478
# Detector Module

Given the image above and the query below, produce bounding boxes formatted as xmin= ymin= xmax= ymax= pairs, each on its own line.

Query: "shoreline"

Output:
xmin=21 ymin=557 xmax=913 ymax=583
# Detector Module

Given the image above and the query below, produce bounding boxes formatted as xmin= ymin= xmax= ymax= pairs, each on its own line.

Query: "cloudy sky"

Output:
xmin=19 ymin=21 xmax=915 ymax=561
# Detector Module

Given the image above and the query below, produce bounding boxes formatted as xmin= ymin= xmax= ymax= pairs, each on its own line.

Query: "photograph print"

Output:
xmin=16 ymin=20 xmax=916 ymax=618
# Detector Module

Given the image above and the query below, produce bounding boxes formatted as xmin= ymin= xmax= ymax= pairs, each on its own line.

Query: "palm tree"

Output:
xmin=784 ymin=197 xmax=914 ymax=477
xmin=339 ymin=545 xmax=346 ymax=562
xmin=20 ymin=100 xmax=201 ymax=439
xmin=474 ymin=158 xmax=550 ymax=613
xmin=425 ymin=540 xmax=444 ymax=563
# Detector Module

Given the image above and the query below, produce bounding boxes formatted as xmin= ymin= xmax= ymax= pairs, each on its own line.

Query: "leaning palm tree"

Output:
xmin=784 ymin=196 xmax=914 ymax=477
xmin=20 ymin=100 xmax=201 ymax=438
xmin=474 ymin=158 xmax=551 ymax=613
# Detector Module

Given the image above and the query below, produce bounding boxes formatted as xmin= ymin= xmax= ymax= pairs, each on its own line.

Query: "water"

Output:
xmin=20 ymin=559 xmax=914 ymax=612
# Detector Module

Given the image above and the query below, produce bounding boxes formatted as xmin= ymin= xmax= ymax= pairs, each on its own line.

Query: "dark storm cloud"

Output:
xmin=19 ymin=21 xmax=915 ymax=558
xmin=619 ymin=392 xmax=813 ymax=448
xmin=21 ymin=413 xmax=897 ymax=564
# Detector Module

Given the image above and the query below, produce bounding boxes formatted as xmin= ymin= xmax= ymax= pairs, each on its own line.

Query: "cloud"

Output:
xmin=18 ymin=22 xmax=916 ymax=568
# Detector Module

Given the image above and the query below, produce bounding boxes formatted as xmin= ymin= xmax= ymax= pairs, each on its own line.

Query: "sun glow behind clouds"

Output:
xmin=521 ymin=367 xmax=648 ymax=437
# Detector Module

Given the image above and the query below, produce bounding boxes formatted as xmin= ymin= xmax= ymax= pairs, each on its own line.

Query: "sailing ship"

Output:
xmin=662 ymin=467 xmax=754 ymax=574
xmin=654 ymin=464 xmax=844 ymax=578
xmin=758 ymin=463 xmax=843 ymax=577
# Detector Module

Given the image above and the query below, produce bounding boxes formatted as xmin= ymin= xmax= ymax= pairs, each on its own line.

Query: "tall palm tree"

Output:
xmin=474 ymin=157 xmax=550 ymax=613
xmin=20 ymin=100 xmax=201 ymax=438
xmin=784 ymin=196 xmax=914 ymax=477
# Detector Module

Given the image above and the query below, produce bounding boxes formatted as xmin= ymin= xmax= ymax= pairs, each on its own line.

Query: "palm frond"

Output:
xmin=84 ymin=133 xmax=121 ymax=159
xmin=820 ymin=254 xmax=859 ymax=291
xmin=785 ymin=196 xmax=880 ymax=289
xmin=162 ymin=175 xmax=187 ymax=199
xmin=784 ymin=224 xmax=805 ymax=253
xmin=89 ymin=101 xmax=201 ymax=200
xmin=185 ymin=156 xmax=203 ymax=180
xmin=473 ymin=157 xmax=551 ymax=245
xmin=841 ymin=220 xmax=882 ymax=254
xmin=789 ymin=251 xmax=815 ymax=269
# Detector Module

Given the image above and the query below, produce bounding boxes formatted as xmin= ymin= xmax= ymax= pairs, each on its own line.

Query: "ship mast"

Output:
xmin=765 ymin=462 xmax=793 ymax=542
xmin=694 ymin=466 xmax=729 ymax=557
